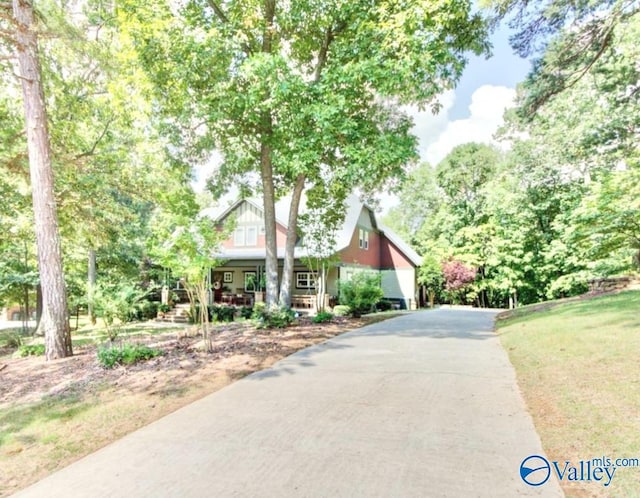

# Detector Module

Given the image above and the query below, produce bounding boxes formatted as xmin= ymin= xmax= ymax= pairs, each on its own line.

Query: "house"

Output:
xmin=207 ymin=194 xmax=422 ymax=310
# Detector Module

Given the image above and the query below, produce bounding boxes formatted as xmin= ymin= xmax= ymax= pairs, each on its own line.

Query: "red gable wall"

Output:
xmin=380 ymin=235 xmax=413 ymax=269
xmin=339 ymin=226 xmax=381 ymax=268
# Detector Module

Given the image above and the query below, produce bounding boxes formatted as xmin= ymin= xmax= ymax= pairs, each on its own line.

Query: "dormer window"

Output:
xmin=358 ymin=229 xmax=369 ymax=250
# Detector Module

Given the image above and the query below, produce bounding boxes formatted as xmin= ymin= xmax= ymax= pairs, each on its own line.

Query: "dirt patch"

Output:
xmin=0 ymin=314 xmax=400 ymax=496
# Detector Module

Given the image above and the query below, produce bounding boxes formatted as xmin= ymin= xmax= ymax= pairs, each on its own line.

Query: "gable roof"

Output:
xmin=207 ymin=193 xmax=421 ymax=266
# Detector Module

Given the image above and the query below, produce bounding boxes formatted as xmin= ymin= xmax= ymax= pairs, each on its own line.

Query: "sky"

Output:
xmin=192 ymin=22 xmax=533 ymax=206
xmin=405 ymin=23 xmax=531 ymax=168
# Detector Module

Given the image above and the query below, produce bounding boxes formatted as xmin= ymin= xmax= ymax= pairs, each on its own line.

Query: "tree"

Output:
xmin=488 ymin=0 xmax=639 ymax=116
xmin=418 ymin=255 xmax=444 ymax=308
xmin=3 ymin=0 xmax=72 ymax=359
xmin=383 ymin=161 xmax=441 ymax=244
xmin=298 ymin=198 xmax=342 ymax=312
xmin=120 ymin=0 xmax=490 ymax=309
xmin=152 ymin=208 xmax=225 ymax=353
xmin=442 ymin=259 xmax=476 ymax=304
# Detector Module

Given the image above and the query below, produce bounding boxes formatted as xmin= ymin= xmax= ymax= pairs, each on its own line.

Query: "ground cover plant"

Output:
xmin=497 ymin=291 xmax=640 ymax=497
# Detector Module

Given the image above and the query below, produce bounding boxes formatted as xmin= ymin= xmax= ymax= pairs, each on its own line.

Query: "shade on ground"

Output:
xmin=14 ymin=309 xmax=562 ymax=497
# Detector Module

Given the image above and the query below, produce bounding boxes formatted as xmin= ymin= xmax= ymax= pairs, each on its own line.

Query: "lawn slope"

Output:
xmin=498 ymin=291 xmax=640 ymax=498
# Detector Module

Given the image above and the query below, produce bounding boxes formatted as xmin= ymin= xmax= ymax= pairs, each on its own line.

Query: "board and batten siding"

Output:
xmin=381 ymin=268 xmax=417 ymax=308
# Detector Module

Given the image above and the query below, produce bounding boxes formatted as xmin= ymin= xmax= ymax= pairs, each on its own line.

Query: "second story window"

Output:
xmin=234 ymin=227 xmax=246 ymax=246
xmin=234 ymin=226 xmax=259 ymax=246
xmin=358 ymin=228 xmax=369 ymax=250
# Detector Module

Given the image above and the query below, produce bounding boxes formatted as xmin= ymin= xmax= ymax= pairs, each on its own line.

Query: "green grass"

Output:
xmin=498 ymin=291 xmax=640 ymax=497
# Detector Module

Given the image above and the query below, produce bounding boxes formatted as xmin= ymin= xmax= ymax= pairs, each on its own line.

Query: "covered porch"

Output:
xmin=207 ymin=259 xmax=333 ymax=312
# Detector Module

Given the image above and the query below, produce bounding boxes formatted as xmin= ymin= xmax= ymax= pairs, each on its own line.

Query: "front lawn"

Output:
xmin=497 ymin=291 xmax=640 ymax=497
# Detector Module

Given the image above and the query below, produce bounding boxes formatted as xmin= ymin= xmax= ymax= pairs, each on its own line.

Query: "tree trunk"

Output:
xmin=12 ymin=0 xmax=72 ymax=359
xmin=260 ymin=0 xmax=279 ymax=308
xmin=260 ymin=138 xmax=279 ymax=308
xmin=279 ymin=174 xmax=305 ymax=309
xmin=88 ymin=249 xmax=97 ymax=324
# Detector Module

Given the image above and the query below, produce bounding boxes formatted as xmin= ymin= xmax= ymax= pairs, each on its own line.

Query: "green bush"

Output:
xmin=339 ymin=273 xmax=384 ymax=317
xmin=212 ymin=305 xmax=236 ymax=322
xmin=97 ymin=343 xmax=163 ymax=369
xmin=136 ymin=300 xmax=159 ymax=320
xmin=312 ymin=311 xmax=334 ymax=323
xmin=252 ymin=303 xmax=296 ymax=328
xmin=158 ymin=303 xmax=171 ymax=313
xmin=332 ymin=305 xmax=351 ymax=317
xmin=18 ymin=344 xmax=45 ymax=357
xmin=240 ymin=306 xmax=253 ymax=319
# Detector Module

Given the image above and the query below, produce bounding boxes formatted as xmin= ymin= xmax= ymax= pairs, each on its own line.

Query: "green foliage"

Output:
xmin=546 ymin=273 xmax=590 ymax=300
xmin=332 ymin=305 xmax=351 ymax=317
xmin=91 ymin=283 xmax=150 ymax=326
xmin=252 ymin=303 xmax=296 ymax=329
xmin=418 ymin=254 xmax=445 ymax=305
xmin=240 ymin=306 xmax=253 ymax=320
xmin=0 ymin=330 xmax=24 ymax=349
xmin=339 ymin=273 xmax=384 ymax=317
xmin=211 ymin=305 xmax=236 ymax=323
xmin=135 ymin=300 xmax=159 ymax=321
xmin=97 ymin=343 xmax=163 ymax=369
xmin=18 ymin=344 xmax=46 ymax=357
xmin=312 ymin=311 xmax=334 ymax=324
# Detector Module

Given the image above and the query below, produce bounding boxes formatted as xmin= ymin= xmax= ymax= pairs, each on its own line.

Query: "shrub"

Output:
xmin=240 ymin=306 xmax=253 ymax=319
xmin=97 ymin=343 xmax=163 ymax=369
xmin=18 ymin=344 xmax=45 ymax=357
xmin=339 ymin=273 xmax=384 ymax=317
xmin=252 ymin=303 xmax=296 ymax=328
xmin=0 ymin=330 xmax=24 ymax=348
xmin=212 ymin=305 xmax=236 ymax=322
xmin=441 ymin=259 xmax=476 ymax=304
xmin=136 ymin=300 xmax=159 ymax=321
xmin=158 ymin=303 xmax=171 ymax=313
xmin=312 ymin=311 xmax=334 ymax=323
xmin=332 ymin=305 xmax=351 ymax=317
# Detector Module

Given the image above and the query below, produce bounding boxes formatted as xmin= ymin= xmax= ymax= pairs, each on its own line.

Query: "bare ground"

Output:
xmin=0 ymin=315 xmax=398 ymax=496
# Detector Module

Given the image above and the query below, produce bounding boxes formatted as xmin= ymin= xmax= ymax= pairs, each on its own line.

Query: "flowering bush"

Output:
xmin=442 ymin=259 xmax=476 ymax=304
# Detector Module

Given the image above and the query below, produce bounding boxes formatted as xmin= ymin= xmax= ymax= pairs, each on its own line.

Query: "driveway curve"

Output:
xmin=14 ymin=308 xmax=562 ymax=497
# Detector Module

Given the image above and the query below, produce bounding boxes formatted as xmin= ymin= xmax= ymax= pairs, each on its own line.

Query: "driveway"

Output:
xmin=14 ymin=309 xmax=562 ymax=497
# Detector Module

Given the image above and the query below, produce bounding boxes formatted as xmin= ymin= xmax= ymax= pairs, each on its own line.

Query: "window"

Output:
xmin=234 ymin=227 xmax=245 ymax=246
xmin=244 ymin=271 xmax=256 ymax=292
xmin=246 ymin=226 xmax=258 ymax=246
xmin=358 ymin=228 xmax=369 ymax=250
xmin=296 ymin=272 xmax=316 ymax=289
xmin=223 ymin=272 xmax=233 ymax=283
xmin=234 ymin=226 xmax=259 ymax=246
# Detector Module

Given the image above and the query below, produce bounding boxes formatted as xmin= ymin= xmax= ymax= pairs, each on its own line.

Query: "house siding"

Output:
xmin=381 ymin=268 xmax=417 ymax=309
xmin=339 ymin=208 xmax=381 ymax=267
xmin=380 ymin=236 xmax=413 ymax=269
xmin=220 ymin=201 xmax=287 ymax=249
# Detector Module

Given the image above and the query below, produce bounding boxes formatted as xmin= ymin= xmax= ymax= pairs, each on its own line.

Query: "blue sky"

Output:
xmin=451 ymin=24 xmax=531 ymax=120
xmin=404 ymin=22 xmax=532 ymax=168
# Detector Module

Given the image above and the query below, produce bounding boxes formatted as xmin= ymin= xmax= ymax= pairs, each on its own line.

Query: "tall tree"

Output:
xmin=120 ymin=0 xmax=490 ymax=309
xmin=488 ymin=0 xmax=639 ymax=117
xmin=4 ymin=0 xmax=72 ymax=358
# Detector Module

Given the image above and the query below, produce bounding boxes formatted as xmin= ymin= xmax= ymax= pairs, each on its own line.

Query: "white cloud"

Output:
xmin=378 ymin=85 xmax=516 ymax=214
xmin=418 ymin=85 xmax=516 ymax=166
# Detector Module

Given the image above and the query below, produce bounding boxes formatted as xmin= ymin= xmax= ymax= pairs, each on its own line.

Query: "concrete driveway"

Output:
xmin=14 ymin=308 xmax=563 ymax=497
